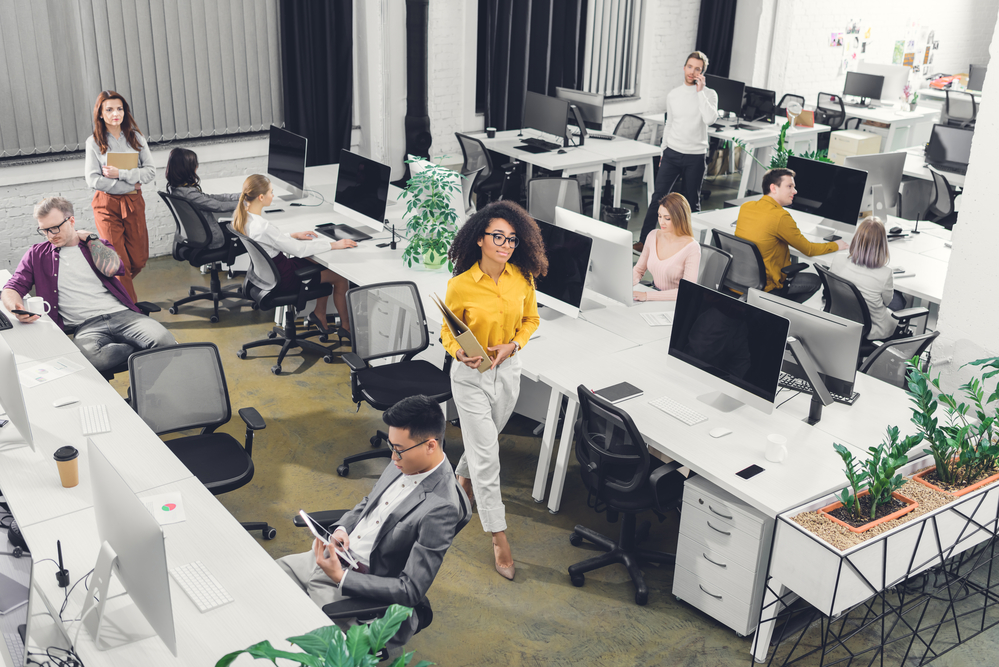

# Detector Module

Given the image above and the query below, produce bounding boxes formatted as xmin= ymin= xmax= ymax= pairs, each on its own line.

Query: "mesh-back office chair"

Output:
xmin=455 ymin=133 xmax=516 ymax=208
xmin=926 ymin=166 xmax=960 ymax=229
xmin=815 ymin=93 xmax=847 ymax=130
xmin=158 ymin=192 xmax=249 ymax=323
xmin=337 ymin=282 xmax=452 ymax=476
xmin=228 ymin=225 xmax=340 ymax=375
xmin=710 ymin=229 xmax=806 ymax=300
xmin=128 ymin=343 xmax=274 ymax=539
xmin=944 ymin=90 xmax=977 ymax=128
xmin=567 ymin=385 xmax=684 ymax=606
xmin=461 ymin=166 xmax=485 ymax=217
xmin=776 ymin=94 xmax=806 ymax=121
xmin=697 ymin=243 xmax=733 ymax=292
xmin=588 ymin=115 xmax=647 ymax=215
xmin=859 ymin=331 xmax=940 ymax=389
xmin=527 ymin=177 xmax=583 ymax=224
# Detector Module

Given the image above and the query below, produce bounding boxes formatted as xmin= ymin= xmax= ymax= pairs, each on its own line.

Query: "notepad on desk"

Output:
xmin=640 ymin=312 xmax=672 ymax=327
xmin=593 ymin=382 xmax=643 ymax=404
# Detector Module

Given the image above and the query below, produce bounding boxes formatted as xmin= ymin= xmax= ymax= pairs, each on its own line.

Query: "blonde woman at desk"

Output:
xmin=232 ymin=174 xmax=356 ymax=336
xmin=633 ymin=193 xmax=701 ymax=301
xmin=828 ymin=216 xmax=907 ymax=340
xmin=442 ymin=201 xmax=548 ymax=581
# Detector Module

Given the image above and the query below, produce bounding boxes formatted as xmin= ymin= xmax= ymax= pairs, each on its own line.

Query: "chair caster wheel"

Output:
xmin=168 ymin=307 xmax=178 ymax=315
xmin=236 ymin=350 xmax=247 ymax=360
xmin=250 ymin=303 xmax=259 ymax=310
xmin=210 ymin=315 xmax=219 ymax=323
xmin=318 ymin=334 xmax=329 ymax=343
xmin=337 ymin=465 xmax=349 ymax=477
xmin=636 ymin=590 xmax=648 ymax=606
xmin=370 ymin=435 xmax=383 ymax=448
xmin=323 ymin=355 xmax=334 ymax=364
xmin=271 ymin=365 xmax=281 ymax=374
xmin=569 ymin=533 xmax=582 ymax=547
xmin=263 ymin=527 xmax=277 ymax=540
xmin=570 ymin=573 xmax=584 ymax=587
xmin=267 ymin=331 xmax=277 ymax=339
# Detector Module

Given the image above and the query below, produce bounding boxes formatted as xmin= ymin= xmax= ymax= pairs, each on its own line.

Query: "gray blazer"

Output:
xmin=338 ymin=458 xmax=463 ymax=644
xmin=168 ymin=185 xmax=239 ymax=249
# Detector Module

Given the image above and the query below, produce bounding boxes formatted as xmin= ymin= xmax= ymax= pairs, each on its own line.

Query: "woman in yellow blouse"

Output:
xmin=442 ymin=201 xmax=548 ymax=580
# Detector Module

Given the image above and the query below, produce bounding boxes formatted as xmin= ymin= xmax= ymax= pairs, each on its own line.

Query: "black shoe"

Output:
xmin=307 ymin=312 xmax=331 ymax=335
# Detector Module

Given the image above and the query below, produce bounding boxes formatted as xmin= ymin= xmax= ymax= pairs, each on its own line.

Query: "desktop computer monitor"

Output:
xmin=335 ymin=149 xmax=392 ymax=226
xmin=535 ymin=219 xmax=593 ymax=319
xmin=555 ymin=87 xmax=604 ymax=131
xmin=0 ymin=336 xmax=34 ymax=452
xmin=741 ymin=86 xmax=776 ymax=124
xmin=705 ymin=75 xmax=746 ymax=117
xmin=925 ymin=124 xmax=974 ymax=172
xmin=82 ymin=439 xmax=176 ymax=655
xmin=747 ymin=289 xmax=863 ymax=398
xmin=786 ymin=155 xmax=867 ymax=231
xmin=554 ymin=206 xmax=633 ymax=306
xmin=844 ymin=152 xmax=907 ymax=215
xmin=968 ymin=64 xmax=987 ymax=93
xmin=667 ymin=280 xmax=789 ymax=414
xmin=857 ymin=62 xmax=910 ymax=103
xmin=843 ymin=71 xmax=884 ymax=106
xmin=523 ymin=92 xmax=569 ymax=143
xmin=267 ymin=125 xmax=308 ymax=201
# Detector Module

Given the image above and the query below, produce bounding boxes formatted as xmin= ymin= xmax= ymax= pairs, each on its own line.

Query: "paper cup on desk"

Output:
xmin=53 ymin=446 xmax=79 ymax=488
xmin=765 ymin=434 xmax=787 ymax=463
xmin=486 ymin=127 xmax=497 ymax=138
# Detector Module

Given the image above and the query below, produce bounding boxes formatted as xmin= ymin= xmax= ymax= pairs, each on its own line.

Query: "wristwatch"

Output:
xmin=86 ymin=233 xmax=99 ymax=243
xmin=512 ymin=341 xmax=521 ymax=353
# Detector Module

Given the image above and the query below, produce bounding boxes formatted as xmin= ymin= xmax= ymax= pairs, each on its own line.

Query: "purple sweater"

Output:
xmin=4 ymin=240 xmax=139 ymax=331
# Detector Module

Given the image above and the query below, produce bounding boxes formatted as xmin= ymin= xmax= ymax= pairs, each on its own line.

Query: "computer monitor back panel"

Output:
xmin=667 ymin=280 xmax=789 ymax=414
xmin=553 ymin=207 xmax=633 ymax=306
xmin=844 ymin=152 xmax=907 ymax=213
xmin=741 ymin=87 xmax=776 ymax=123
xmin=843 ymin=71 xmax=884 ymax=104
xmin=267 ymin=125 xmax=308 ymax=199
xmin=968 ymin=64 xmax=987 ymax=93
xmin=523 ymin=92 xmax=569 ymax=142
xmin=0 ymin=336 xmax=33 ymax=452
xmin=705 ymin=75 xmax=746 ymax=117
xmin=747 ymin=289 xmax=862 ymax=397
xmin=856 ymin=62 xmax=910 ymax=102
xmin=534 ymin=219 xmax=593 ymax=318
xmin=786 ymin=156 xmax=867 ymax=230
xmin=555 ymin=87 xmax=605 ymax=131
xmin=926 ymin=124 xmax=974 ymax=169
xmin=335 ymin=149 xmax=392 ymax=227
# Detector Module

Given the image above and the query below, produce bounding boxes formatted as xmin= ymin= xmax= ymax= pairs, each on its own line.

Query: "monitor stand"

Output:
xmin=78 ymin=542 xmax=160 ymax=652
xmin=277 ymin=187 xmax=306 ymax=202
xmin=697 ymin=391 xmax=744 ymax=413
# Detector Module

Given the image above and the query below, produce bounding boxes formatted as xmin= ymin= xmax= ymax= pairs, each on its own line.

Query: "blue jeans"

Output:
xmin=72 ymin=310 xmax=176 ymax=371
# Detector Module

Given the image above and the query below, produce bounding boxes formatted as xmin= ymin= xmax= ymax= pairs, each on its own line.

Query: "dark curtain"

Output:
xmin=479 ymin=0 xmax=587 ymax=131
xmin=696 ymin=0 xmax=738 ymax=78
xmin=279 ymin=2 xmax=352 ymax=166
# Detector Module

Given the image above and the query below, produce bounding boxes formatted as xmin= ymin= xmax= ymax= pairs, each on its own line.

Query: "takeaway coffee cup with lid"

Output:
xmin=53 ymin=446 xmax=79 ymax=488
xmin=486 ymin=127 xmax=497 ymax=139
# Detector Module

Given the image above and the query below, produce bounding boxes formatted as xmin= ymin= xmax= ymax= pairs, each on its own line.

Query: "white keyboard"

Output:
xmin=170 ymin=561 xmax=233 ymax=613
xmin=80 ymin=404 xmax=111 ymax=435
xmin=649 ymin=395 xmax=707 ymax=426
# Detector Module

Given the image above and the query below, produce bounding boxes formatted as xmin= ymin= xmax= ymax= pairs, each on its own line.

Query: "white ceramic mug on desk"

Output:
xmin=765 ymin=434 xmax=788 ymax=463
xmin=25 ymin=296 xmax=51 ymax=316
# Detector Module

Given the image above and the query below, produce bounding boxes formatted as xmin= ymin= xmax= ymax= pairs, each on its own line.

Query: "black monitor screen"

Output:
xmin=335 ymin=149 xmax=392 ymax=223
xmin=267 ymin=125 xmax=307 ymax=190
xmin=741 ymin=87 xmax=776 ymax=123
xmin=705 ymin=75 xmax=746 ymax=116
xmin=523 ymin=92 xmax=569 ymax=140
xmin=555 ymin=87 xmax=604 ymax=131
xmin=535 ymin=219 xmax=592 ymax=310
xmin=786 ymin=155 xmax=867 ymax=226
xmin=926 ymin=124 xmax=974 ymax=167
xmin=669 ymin=280 xmax=789 ymax=405
xmin=843 ymin=71 xmax=884 ymax=101
xmin=968 ymin=64 xmax=987 ymax=92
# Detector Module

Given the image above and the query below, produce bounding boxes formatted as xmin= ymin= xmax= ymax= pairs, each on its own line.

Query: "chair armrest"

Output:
xmin=781 ymin=263 xmax=809 ymax=277
xmin=238 ymin=407 xmax=266 ymax=430
xmin=639 ymin=280 xmax=654 ymax=288
xmin=293 ymin=263 xmax=325 ymax=281
xmin=649 ymin=460 xmax=685 ymax=514
xmin=135 ymin=301 xmax=161 ymax=314
xmin=891 ymin=307 xmax=929 ymax=321
xmin=292 ymin=510 xmax=348 ymax=530
xmin=322 ymin=597 xmax=390 ymax=622
xmin=343 ymin=352 xmax=367 ymax=371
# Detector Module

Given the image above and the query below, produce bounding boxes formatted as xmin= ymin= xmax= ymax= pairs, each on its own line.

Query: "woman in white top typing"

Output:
xmin=232 ymin=174 xmax=356 ymax=335
xmin=829 ymin=216 xmax=907 ymax=340
xmin=633 ymin=193 xmax=701 ymax=301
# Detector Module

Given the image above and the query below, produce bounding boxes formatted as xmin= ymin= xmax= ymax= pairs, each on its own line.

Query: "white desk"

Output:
xmin=898 ymin=146 xmax=967 ymax=188
xmin=576 ymin=136 xmax=660 ymax=209
xmin=844 ymin=105 xmax=939 ymax=152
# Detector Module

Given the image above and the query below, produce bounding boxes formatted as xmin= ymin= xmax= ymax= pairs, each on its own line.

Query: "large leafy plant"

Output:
xmin=731 ymin=120 xmax=834 ymax=171
xmin=833 ymin=427 xmax=921 ymax=522
xmin=401 ymin=158 xmax=462 ymax=271
xmin=216 ymin=605 xmax=432 ymax=667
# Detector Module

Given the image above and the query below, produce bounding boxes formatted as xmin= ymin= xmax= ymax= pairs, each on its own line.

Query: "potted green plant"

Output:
xmin=903 ymin=84 xmax=919 ymax=111
xmin=216 ymin=604 xmax=432 ymax=667
xmin=401 ymin=157 xmax=462 ymax=271
xmin=731 ymin=121 xmax=834 ymax=170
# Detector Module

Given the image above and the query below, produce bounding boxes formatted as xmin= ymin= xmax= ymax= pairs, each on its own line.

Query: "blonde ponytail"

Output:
xmin=232 ymin=174 xmax=271 ymax=235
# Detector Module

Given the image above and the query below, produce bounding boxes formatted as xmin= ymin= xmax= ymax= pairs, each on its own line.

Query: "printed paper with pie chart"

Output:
xmin=140 ymin=492 xmax=187 ymax=525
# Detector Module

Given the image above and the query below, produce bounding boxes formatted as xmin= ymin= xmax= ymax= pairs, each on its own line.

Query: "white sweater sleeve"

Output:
xmin=698 ymin=88 xmax=719 ymax=125
xmin=248 ymin=215 xmax=331 ymax=258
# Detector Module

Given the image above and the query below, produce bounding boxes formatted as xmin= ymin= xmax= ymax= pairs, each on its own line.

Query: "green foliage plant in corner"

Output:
xmin=833 ymin=443 xmax=867 ymax=521
xmin=861 ymin=426 xmax=922 ymax=520
xmin=215 ymin=604 xmax=433 ymax=667
xmin=731 ymin=120 xmax=834 ymax=171
xmin=401 ymin=157 xmax=463 ymax=272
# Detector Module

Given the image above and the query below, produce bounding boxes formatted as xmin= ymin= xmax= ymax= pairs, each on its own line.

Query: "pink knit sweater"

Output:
xmin=632 ymin=231 xmax=701 ymax=301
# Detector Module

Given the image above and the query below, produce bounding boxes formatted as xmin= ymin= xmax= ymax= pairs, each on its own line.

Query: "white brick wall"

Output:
xmin=427 ymin=0 xmax=469 ymax=162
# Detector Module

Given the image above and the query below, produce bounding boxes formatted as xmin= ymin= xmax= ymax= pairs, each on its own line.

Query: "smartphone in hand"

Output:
xmin=10 ymin=309 xmax=38 ymax=317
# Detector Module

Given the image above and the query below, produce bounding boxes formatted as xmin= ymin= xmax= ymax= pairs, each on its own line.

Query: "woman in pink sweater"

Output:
xmin=632 ymin=192 xmax=701 ymax=301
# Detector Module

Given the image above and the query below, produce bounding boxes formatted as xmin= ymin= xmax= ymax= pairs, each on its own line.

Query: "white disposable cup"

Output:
xmin=765 ymin=434 xmax=788 ymax=463
xmin=25 ymin=296 xmax=51 ymax=315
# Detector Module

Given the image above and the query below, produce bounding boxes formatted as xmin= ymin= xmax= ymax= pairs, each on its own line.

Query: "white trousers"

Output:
xmin=451 ymin=354 xmax=522 ymax=533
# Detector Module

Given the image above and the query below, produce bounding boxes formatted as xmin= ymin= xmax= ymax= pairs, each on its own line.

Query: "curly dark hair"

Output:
xmin=448 ymin=201 xmax=549 ymax=279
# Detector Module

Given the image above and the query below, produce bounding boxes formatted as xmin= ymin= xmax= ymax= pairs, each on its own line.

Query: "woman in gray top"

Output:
xmin=165 ymin=148 xmax=239 ymax=250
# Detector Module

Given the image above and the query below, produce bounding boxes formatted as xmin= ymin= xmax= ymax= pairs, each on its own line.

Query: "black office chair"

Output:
xmin=926 ymin=166 xmax=959 ymax=229
xmin=460 ymin=166 xmax=485 ymax=218
xmin=158 ymin=191 xmax=249 ymax=323
xmin=944 ymin=90 xmax=976 ymax=128
xmin=710 ymin=229 xmax=806 ymax=300
xmin=814 ymin=264 xmax=929 ymax=365
xmin=455 ymin=132 xmax=516 ymax=208
xmin=567 ymin=385 xmax=685 ymax=606
xmin=128 ymin=342 xmax=274 ymax=539
xmin=776 ymin=93 xmax=806 ymax=121
xmin=815 ymin=93 xmax=846 ymax=130
xmin=228 ymin=225 xmax=340 ymax=375
xmin=697 ymin=243 xmax=733 ymax=292
xmin=585 ymin=114 xmax=647 ymax=215
xmin=527 ymin=177 xmax=583 ymax=223
xmin=336 ymin=282 xmax=452 ymax=476
xmin=859 ymin=331 xmax=940 ymax=389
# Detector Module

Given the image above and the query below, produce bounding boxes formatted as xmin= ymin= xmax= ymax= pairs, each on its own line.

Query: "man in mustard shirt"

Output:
xmin=735 ymin=168 xmax=848 ymax=303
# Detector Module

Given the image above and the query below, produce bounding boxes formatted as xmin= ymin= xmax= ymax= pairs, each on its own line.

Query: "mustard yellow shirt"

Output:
xmin=735 ymin=195 xmax=839 ymax=291
xmin=441 ymin=262 xmax=539 ymax=360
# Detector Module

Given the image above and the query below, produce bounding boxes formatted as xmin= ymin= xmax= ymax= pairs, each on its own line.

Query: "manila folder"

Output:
xmin=432 ymin=293 xmax=490 ymax=374
xmin=107 ymin=152 xmax=139 ymax=193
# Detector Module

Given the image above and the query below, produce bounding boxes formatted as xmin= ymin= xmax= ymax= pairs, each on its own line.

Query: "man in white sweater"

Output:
xmin=637 ymin=51 xmax=719 ymax=251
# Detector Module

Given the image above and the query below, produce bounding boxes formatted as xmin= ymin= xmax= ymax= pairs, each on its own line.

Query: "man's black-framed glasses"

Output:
xmin=38 ymin=215 xmax=71 ymax=237
xmin=389 ymin=437 xmax=431 ymax=458
xmin=485 ymin=232 xmax=519 ymax=248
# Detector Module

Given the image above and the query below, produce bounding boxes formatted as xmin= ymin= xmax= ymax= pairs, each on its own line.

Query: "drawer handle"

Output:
xmin=708 ymin=504 xmax=733 ymax=520
xmin=707 ymin=521 xmax=731 ymax=536
xmin=702 ymin=553 xmax=727 ymax=568
xmin=699 ymin=584 xmax=723 ymax=600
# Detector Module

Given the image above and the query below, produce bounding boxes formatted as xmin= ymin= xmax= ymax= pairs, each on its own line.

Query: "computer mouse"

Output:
xmin=890 ymin=226 xmax=903 ymax=234
xmin=709 ymin=427 xmax=732 ymax=439
xmin=557 ymin=149 xmax=567 ymax=154
xmin=53 ymin=396 xmax=80 ymax=408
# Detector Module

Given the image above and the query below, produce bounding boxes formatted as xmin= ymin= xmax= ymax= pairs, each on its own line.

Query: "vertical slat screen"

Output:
xmin=582 ymin=0 xmax=643 ymax=98
xmin=0 ymin=0 xmax=282 ymax=157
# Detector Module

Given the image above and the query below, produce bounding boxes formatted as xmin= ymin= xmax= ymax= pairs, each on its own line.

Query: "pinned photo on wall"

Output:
xmin=903 ymin=53 xmax=915 ymax=68
xmin=830 ymin=32 xmax=844 ymax=47
xmin=924 ymin=46 xmax=931 ymax=65
xmin=846 ymin=19 xmax=860 ymax=35
xmin=893 ymin=40 xmax=905 ymax=64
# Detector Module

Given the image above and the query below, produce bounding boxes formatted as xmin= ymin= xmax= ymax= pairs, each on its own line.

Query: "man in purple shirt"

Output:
xmin=2 ymin=196 xmax=175 ymax=371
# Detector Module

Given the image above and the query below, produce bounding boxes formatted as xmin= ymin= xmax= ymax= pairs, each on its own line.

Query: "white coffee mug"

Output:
xmin=25 ymin=296 xmax=51 ymax=315
xmin=765 ymin=434 xmax=788 ymax=463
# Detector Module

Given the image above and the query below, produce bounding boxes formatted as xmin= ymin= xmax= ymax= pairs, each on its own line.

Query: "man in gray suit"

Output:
xmin=277 ymin=395 xmax=464 ymax=652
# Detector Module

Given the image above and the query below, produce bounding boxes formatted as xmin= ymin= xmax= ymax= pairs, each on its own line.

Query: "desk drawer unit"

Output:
xmin=673 ymin=476 xmax=773 ymax=636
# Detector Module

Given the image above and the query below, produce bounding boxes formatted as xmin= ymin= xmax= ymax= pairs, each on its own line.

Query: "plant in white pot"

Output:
xmin=401 ymin=158 xmax=462 ymax=271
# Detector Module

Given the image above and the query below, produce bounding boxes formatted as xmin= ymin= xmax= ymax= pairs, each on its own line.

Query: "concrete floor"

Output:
xmin=117 ymin=174 xmax=992 ymax=666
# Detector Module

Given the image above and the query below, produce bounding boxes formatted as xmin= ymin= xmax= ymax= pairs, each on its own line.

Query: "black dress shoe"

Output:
xmin=307 ymin=311 xmax=331 ymax=334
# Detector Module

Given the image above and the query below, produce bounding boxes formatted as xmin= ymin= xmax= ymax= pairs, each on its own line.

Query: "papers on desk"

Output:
xmin=18 ymin=357 xmax=83 ymax=388
xmin=141 ymin=491 xmax=187 ymax=526
xmin=641 ymin=312 xmax=672 ymax=327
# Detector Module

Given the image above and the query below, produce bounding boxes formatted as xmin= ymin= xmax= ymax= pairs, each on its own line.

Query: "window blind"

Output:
xmin=582 ymin=0 xmax=643 ymax=97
